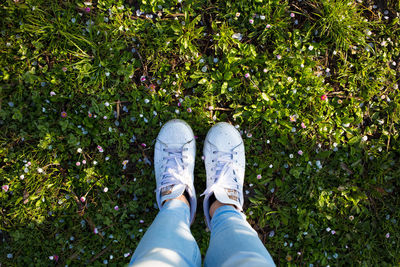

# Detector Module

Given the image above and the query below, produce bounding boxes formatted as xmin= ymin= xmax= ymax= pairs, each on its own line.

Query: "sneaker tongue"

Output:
xmin=160 ymin=184 xmax=186 ymax=204
xmin=164 ymin=147 xmax=184 ymax=172
xmin=164 ymin=160 xmax=180 ymax=177
xmin=212 ymin=187 xmax=242 ymax=211
xmin=161 ymin=185 xmax=174 ymax=196
xmin=225 ymin=188 xmax=240 ymax=202
xmin=214 ymin=152 xmax=234 ymax=177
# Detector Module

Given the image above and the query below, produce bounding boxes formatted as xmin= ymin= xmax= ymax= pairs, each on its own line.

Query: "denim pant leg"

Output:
xmin=129 ymin=199 xmax=201 ymax=267
xmin=204 ymin=206 xmax=276 ymax=267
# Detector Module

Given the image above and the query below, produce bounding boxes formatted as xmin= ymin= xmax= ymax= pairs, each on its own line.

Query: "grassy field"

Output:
xmin=1 ymin=0 xmax=399 ymax=265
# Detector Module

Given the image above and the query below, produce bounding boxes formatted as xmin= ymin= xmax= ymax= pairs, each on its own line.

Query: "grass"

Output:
xmin=1 ymin=0 xmax=399 ymax=265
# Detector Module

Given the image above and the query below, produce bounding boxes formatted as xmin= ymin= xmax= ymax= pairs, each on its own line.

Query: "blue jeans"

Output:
xmin=129 ymin=199 xmax=275 ymax=266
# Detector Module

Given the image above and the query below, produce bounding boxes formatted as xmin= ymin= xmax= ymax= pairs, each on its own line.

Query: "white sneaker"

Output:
xmin=154 ymin=119 xmax=197 ymax=225
xmin=201 ymin=122 xmax=245 ymax=229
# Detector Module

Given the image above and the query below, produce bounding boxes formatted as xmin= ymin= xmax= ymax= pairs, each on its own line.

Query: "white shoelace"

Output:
xmin=156 ymin=147 xmax=189 ymax=194
xmin=201 ymin=150 xmax=241 ymax=197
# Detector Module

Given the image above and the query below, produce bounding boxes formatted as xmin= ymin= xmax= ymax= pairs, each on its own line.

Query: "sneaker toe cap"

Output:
xmin=205 ymin=122 xmax=243 ymax=150
xmin=157 ymin=119 xmax=195 ymax=145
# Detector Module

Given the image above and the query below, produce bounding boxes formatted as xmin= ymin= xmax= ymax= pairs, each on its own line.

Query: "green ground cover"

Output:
xmin=1 ymin=0 xmax=399 ymax=265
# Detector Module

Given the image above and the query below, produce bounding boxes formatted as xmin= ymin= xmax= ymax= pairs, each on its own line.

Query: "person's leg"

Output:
xmin=204 ymin=201 xmax=275 ymax=267
xmin=201 ymin=122 xmax=275 ymax=266
xmin=130 ymin=119 xmax=200 ymax=267
xmin=129 ymin=198 xmax=201 ymax=267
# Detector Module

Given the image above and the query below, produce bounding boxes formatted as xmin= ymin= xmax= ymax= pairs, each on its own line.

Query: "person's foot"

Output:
xmin=154 ymin=119 xmax=197 ymax=225
xmin=201 ymin=122 xmax=245 ymax=230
